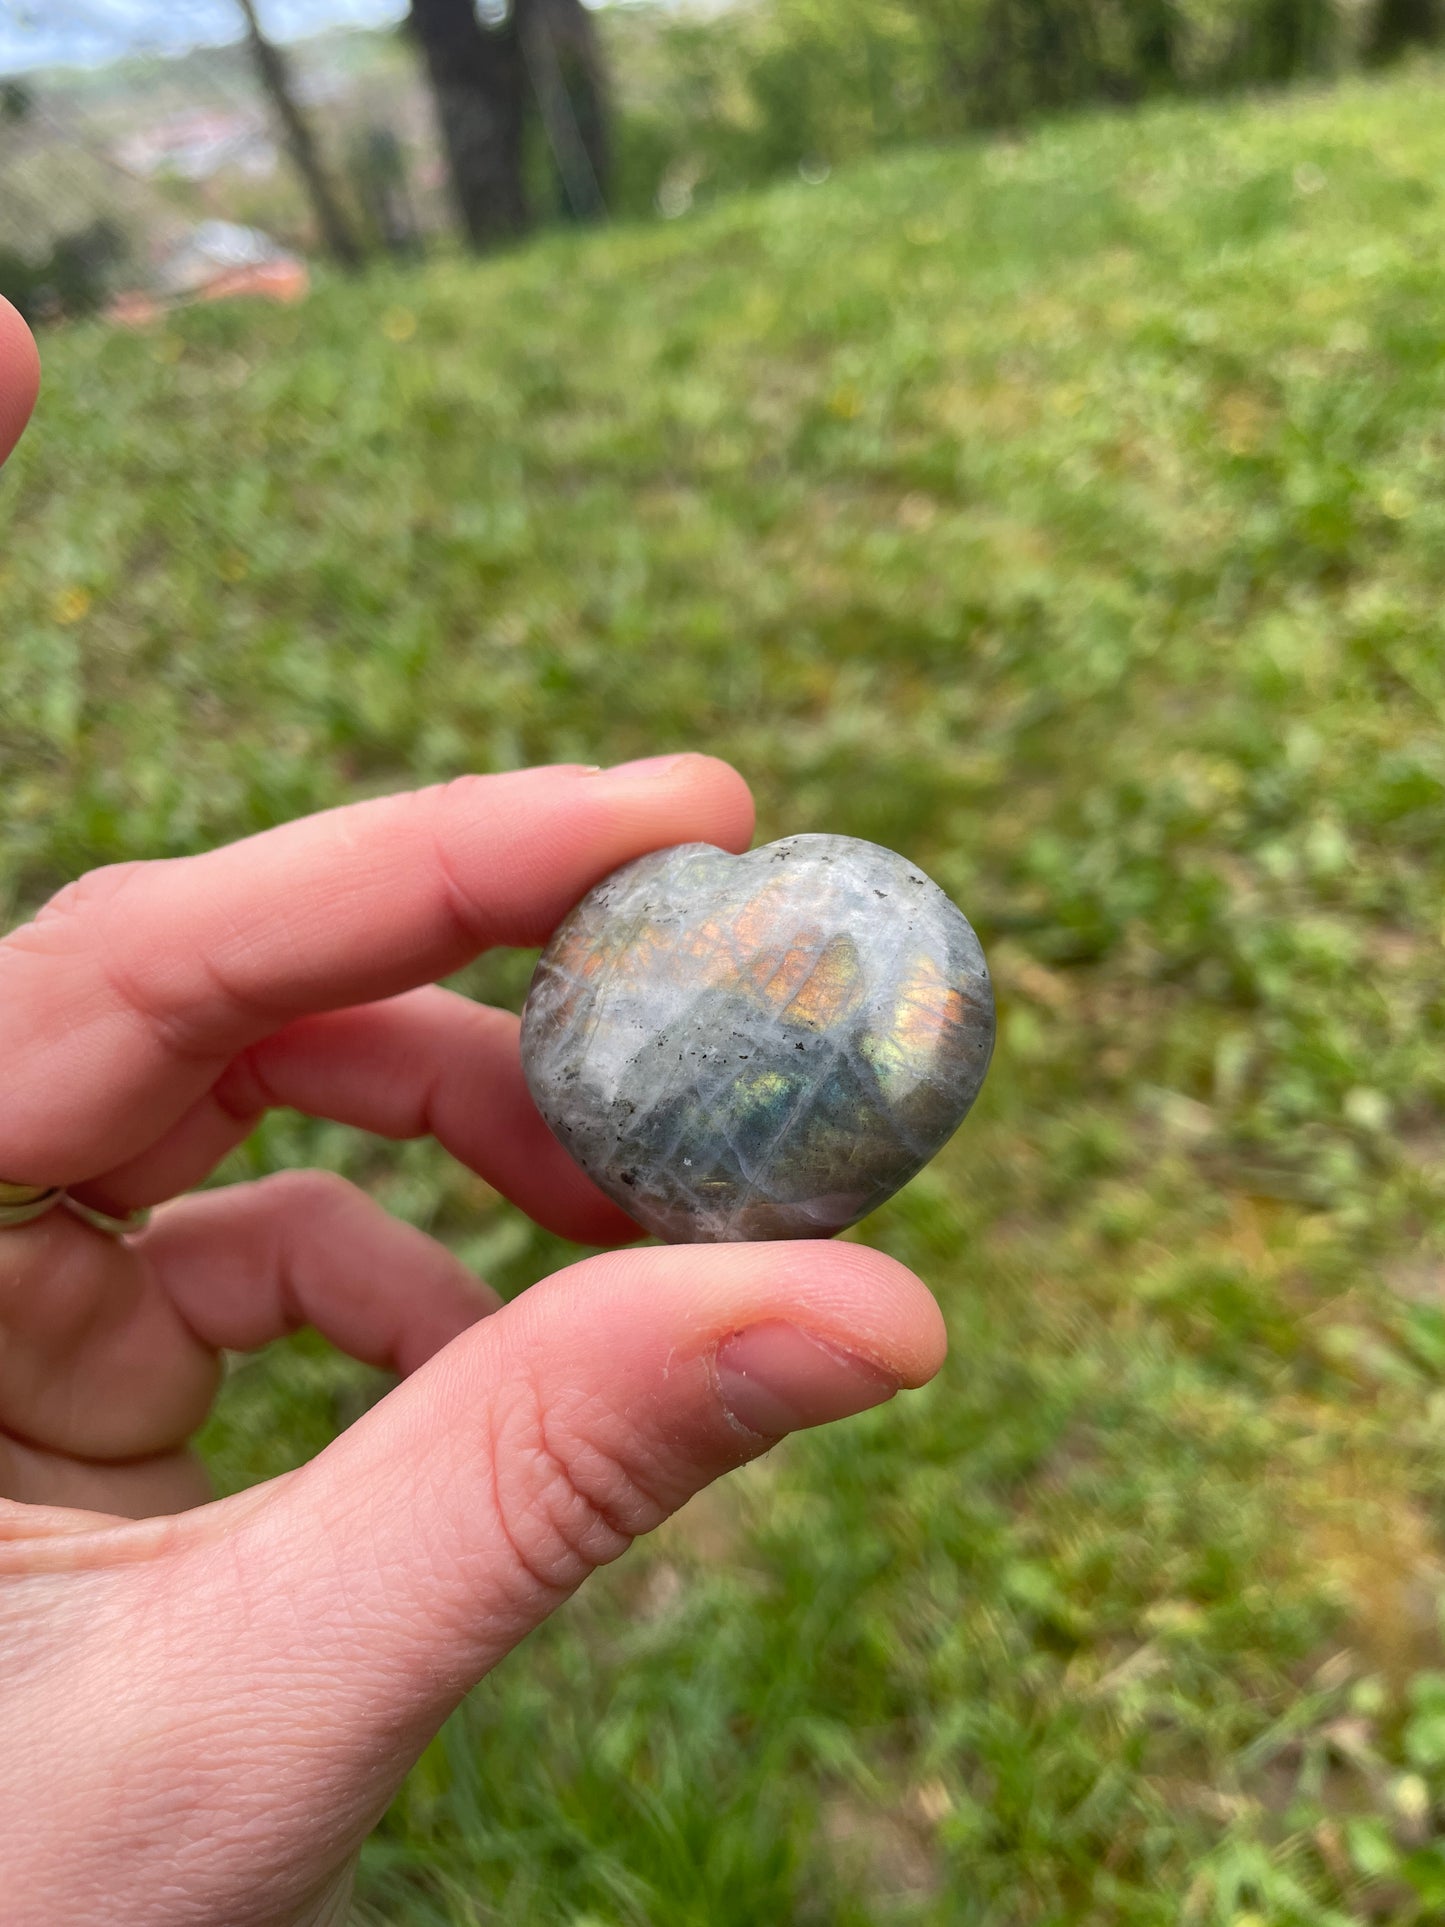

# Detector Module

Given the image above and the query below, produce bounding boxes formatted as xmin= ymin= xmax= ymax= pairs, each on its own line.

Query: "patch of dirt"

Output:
xmin=822 ymin=1789 xmax=943 ymax=1904
xmin=1300 ymin=1467 xmax=1445 ymax=1686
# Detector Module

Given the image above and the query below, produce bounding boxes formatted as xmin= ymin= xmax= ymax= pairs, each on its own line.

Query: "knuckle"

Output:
xmin=485 ymin=1377 xmax=669 ymax=1599
xmin=5 ymin=857 xmax=280 ymax=1062
xmin=1 ymin=861 xmax=148 ymax=956
xmin=423 ymin=779 xmax=494 ymax=950
xmin=40 ymin=860 xmax=149 ymax=923
xmin=254 ymin=1168 xmax=360 ymax=1219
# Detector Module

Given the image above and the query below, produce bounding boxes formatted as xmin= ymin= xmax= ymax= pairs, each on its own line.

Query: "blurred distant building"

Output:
xmin=0 ymin=20 xmax=455 ymax=316
xmin=115 ymin=109 xmax=278 ymax=183
xmin=0 ymin=87 xmax=151 ymax=256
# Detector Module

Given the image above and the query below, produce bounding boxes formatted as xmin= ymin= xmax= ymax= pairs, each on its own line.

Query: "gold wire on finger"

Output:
xmin=0 ymin=1181 xmax=149 ymax=1237
xmin=61 ymin=1193 xmax=152 ymax=1237
xmin=0 ymin=1181 xmax=64 ymax=1228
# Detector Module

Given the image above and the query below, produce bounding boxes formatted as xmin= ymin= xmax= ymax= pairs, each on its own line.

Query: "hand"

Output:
xmin=0 ymin=295 xmax=946 ymax=1927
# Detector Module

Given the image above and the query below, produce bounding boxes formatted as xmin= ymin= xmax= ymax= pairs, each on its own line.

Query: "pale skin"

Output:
xmin=0 ymin=295 xmax=947 ymax=1927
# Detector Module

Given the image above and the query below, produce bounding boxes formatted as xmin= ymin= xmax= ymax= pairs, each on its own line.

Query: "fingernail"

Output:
xmin=601 ymin=752 xmax=695 ymax=780
xmin=713 ymin=1321 xmax=900 ymax=1439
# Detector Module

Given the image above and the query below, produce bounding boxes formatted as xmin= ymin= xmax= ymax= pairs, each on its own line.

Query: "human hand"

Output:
xmin=0 ymin=295 xmax=946 ymax=1926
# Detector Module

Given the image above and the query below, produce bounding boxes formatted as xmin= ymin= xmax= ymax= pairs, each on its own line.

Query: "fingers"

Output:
xmin=0 ymin=1175 xmax=497 ymax=1470
xmin=124 ymin=1242 xmax=945 ymax=1912
xmin=137 ymin=1171 xmax=500 ymax=1376
xmin=0 ymin=1210 xmax=218 ymax=1468
xmin=78 ymin=987 xmax=639 ymax=1243
xmin=0 ymin=295 xmax=39 ymax=465
xmin=0 ymin=755 xmax=754 ymax=1184
xmin=0 ymin=1435 xmax=211 ymax=1517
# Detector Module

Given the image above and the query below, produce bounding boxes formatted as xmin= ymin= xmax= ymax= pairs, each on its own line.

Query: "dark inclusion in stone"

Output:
xmin=520 ymin=834 xmax=995 ymax=1244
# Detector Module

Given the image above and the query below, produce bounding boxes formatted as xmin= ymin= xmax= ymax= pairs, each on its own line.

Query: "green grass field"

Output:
xmin=5 ymin=60 xmax=1445 ymax=1925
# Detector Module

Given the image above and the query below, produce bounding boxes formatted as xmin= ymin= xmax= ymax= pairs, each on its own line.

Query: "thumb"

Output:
xmin=0 ymin=294 xmax=39 ymax=466
xmin=110 ymin=1242 xmax=944 ymax=1922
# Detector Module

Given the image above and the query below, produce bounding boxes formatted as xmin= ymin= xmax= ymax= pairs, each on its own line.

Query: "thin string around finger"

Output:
xmin=0 ymin=1182 xmax=149 ymax=1237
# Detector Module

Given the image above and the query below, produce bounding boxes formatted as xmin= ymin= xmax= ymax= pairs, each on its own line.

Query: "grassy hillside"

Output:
xmin=4 ymin=62 xmax=1445 ymax=1926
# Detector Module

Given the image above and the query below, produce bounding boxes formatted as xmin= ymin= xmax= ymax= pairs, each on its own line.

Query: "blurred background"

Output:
xmin=2 ymin=2 xmax=1444 ymax=1921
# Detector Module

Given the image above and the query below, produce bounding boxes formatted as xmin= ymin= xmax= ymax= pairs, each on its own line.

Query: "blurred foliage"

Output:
xmin=605 ymin=0 xmax=1442 ymax=217
xmin=0 ymin=217 xmax=128 ymax=326
xmin=4 ymin=58 xmax=1445 ymax=1927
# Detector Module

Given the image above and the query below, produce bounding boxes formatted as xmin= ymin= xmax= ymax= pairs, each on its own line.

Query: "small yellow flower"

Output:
xmin=51 ymin=587 xmax=92 ymax=624
xmin=827 ymin=385 xmax=863 ymax=421
xmin=1393 ymin=1773 xmax=1430 ymax=1825
xmin=1381 ymin=487 xmax=1414 ymax=520
xmin=381 ymin=307 xmax=417 ymax=343
xmin=218 ymin=549 xmax=250 ymax=584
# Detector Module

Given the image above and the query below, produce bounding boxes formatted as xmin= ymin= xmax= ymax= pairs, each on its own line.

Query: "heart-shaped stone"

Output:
xmin=520 ymin=834 xmax=995 ymax=1243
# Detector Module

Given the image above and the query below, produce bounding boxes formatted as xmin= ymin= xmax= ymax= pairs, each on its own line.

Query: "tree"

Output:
xmin=1128 ymin=0 xmax=1185 ymax=92
xmin=234 ymin=0 xmax=364 ymax=269
xmin=1225 ymin=0 xmax=1338 ymax=83
xmin=409 ymin=0 xmax=531 ymax=247
xmin=408 ymin=0 xmax=611 ymax=250
xmin=0 ymin=81 xmax=34 ymax=125
xmin=351 ymin=127 xmax=423 ymax=259
xmin=1367 ymin=0 xmax=1443 ymax=62
xmin=519 ymin=0 xmax=611 ymax=222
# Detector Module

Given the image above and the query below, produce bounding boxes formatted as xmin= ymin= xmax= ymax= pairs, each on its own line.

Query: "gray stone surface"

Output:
xmin=520 ymin=834 xmax=995 ymax=1243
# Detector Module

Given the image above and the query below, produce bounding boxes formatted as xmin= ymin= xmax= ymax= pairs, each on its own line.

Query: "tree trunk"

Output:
xmin=234 ymin=0 xmax=363 ymax=270
xmin=353 ymin=126 xmax=423 ymax=260
xmin=517 ymin=0 xmax=611 ymax=221
xmin=409 ymin=0 xmax=530 ymax=248
xmin=1132 ymin=0 xmax=1184 ymax=90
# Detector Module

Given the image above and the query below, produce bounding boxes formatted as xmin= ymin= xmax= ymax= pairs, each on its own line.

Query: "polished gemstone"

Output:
xmin=520 ymin=834 xmax=995 ymax=1243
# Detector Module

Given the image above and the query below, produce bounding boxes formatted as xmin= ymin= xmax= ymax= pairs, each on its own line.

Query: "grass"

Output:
xmin=4 ymin=59 xmax=1445 ymax=1925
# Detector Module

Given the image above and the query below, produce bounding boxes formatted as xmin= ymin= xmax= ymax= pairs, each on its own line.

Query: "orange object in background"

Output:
xmin=104 ymin=290 xmax=164 ymax=329
xmin=105 ymin=222 xmax=309 ymax=327
xmin=194 ymin=257 xmax=309 ymax=306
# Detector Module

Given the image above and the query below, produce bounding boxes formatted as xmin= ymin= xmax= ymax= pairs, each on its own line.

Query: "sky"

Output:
xmin=0 ymin=0 xmax=410 ymax=75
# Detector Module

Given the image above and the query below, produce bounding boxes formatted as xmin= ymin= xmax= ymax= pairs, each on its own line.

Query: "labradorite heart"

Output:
xmin=520 ymin=834 xmax=995 ymax=1244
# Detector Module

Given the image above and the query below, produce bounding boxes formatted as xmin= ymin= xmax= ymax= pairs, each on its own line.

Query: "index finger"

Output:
xmin=0 ymin=756 xmax=754 ymax=1183
xmin=0 ymin=295 xmax=39 ymax=465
